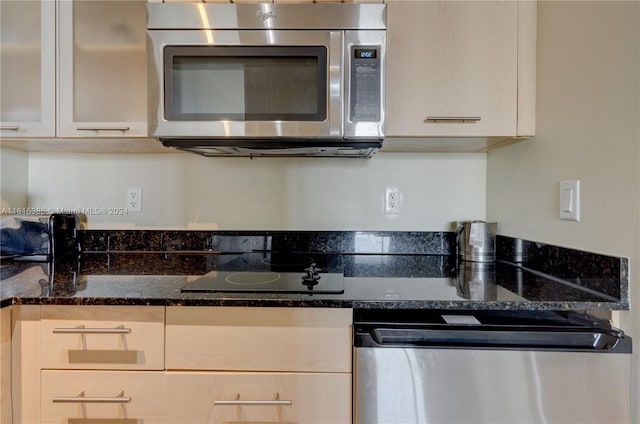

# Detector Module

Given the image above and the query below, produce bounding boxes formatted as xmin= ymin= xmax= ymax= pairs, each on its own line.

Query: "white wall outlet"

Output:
xmin=127 ymin=188 xmax=142 ymax=213
xmin=385 ymin=187 xmax=401 ymax=215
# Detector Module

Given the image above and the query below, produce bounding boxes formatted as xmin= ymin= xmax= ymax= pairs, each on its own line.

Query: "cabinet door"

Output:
xmin=41 ymin=370 xmax=165 ymax=424
xmin=385 ymin=1 xmax=518 ymax=137
xmin=0 ymin=0 xmax=55 ymax=138
xmin=166 ymin=372 xmax=352 ymax=424
xmin=58 ymin=0 xmax=147 ymax=137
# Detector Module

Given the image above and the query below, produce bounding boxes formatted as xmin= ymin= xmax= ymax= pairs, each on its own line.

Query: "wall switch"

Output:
xmin=559 ymin=180 xmax=580 ymax=221
xmin=385 ymin=187 xmax=401 ymax=215
xmin=127 ymin=188 xmax=142 ymax=213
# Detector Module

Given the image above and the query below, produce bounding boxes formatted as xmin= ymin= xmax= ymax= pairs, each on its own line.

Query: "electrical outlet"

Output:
xmin=127 ymin=188 xmax=142 ymax=213
xmin=385 ymin=187 xmax=401 ymax=215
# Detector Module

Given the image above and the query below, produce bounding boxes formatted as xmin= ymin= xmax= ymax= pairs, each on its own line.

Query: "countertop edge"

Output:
xmin=3 ymin=296 xmax=628 ymax=311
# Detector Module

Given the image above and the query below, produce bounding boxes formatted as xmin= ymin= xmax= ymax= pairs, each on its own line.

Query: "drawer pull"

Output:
xmin=424 ymin=116 xmax=481 ymax=123
xmin=53 ymin=324 xmax=131 ymax=334
xmin=76 ymin=126 xmax=131 ymax=132
xmin=214 ymin=392 xmax=292 ymax=406
xmin=53 ymin=390 xmax=131 ymax=404
xmin=0 ymin=126 xmax=20 ymax=131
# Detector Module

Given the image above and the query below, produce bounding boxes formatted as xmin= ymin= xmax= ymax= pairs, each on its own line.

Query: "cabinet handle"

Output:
xmin=53 ymin=324 xmax=131 ymax=334
xmin=76 ymin=126 xmax=131 ymax=132
xmin=0 ymin=126 xmax=20 ymax=131
xmin=424 ymin=116 xmax=481 ymax=123
xmin=214 ymin=392 xmax=292 ymax=406
xmin=53 ymin=390 xmax=131 ymax=404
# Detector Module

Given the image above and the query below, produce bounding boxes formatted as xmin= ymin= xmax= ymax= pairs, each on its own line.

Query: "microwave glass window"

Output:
xmin=164 ymin=46 xmax=327 ymax=121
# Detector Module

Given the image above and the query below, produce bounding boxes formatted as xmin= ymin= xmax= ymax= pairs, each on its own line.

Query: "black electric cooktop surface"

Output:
xmin=180 ymin=252 xmax=344 ymax=294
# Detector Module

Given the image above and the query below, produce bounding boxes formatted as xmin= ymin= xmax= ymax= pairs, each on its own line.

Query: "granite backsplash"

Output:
xmin=78 ymin=230 xmax=457 ymax=255
xmin=497 ymin=235 xmax=628 ymax=302
xmin=77 ymin=229 xmax=628 ymax=306
xmin=2 ymin=230 xmax=629 ymax=310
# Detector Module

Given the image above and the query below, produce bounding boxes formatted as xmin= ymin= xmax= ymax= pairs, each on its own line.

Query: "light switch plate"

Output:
xmin=560 ymin=180 xmax=580 ymax=221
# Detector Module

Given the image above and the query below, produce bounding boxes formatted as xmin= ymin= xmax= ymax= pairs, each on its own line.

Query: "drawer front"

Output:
xmin=166 ymin=307 xmax=352 ymax=372
xmin=166 ymin=372 xmax=351 ymax=424
xmin=41 ymin=370 xmax=165 ymax=424
xmin=41 ymin=306 xmax=165 ymax=370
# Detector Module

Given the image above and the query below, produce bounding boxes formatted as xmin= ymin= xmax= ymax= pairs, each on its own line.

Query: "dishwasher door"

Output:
xmin=354 ymin=310 xmax=632 ymax=424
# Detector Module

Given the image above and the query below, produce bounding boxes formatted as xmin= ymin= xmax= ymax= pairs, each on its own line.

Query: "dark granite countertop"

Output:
xmin=0 ymin=251 xmax=628 ymax=311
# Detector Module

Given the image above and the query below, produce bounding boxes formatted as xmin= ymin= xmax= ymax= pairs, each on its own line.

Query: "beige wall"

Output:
xmin=27 ymin=152 xmax=487 ymax=231
xmin=487 ymin=0 xmax=640 ymax=419
xmin=0 ymin=148 xmax=28 ymax=209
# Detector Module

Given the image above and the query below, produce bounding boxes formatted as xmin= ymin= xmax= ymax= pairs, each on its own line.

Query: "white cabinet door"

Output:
xmin=166 ymin=372 xmax=352 ymax=424
xmin=0 ymin=0 xmax=55 ymax=138
xmin=58 ymin=0 xmax=147 ymax=138
xmin=385 ymin=1 xmax=519 ymax=137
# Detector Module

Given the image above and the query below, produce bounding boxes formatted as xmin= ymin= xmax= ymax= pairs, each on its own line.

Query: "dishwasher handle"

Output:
xmin=355 ymin=327 xmax=631 ymax=353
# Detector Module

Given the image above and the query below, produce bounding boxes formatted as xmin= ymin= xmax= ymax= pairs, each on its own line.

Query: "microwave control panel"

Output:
xmin=350 ymin=45 xmax=382 ymax=122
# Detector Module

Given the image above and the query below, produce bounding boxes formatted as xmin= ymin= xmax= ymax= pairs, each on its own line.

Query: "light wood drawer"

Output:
xmin=41 ymin=305 xmax=165 ymax=370
xmin=166 ymin=307 xmax=352 ymax=372
xmin=166 ymin=371 xmax=351 ymax=424
xmin=41 ymin=370 xmax=166 ymax=424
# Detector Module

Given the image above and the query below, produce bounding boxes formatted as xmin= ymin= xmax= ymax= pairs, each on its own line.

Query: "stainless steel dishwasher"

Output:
xmin=354 ymin=309 xmax=631 ymax=424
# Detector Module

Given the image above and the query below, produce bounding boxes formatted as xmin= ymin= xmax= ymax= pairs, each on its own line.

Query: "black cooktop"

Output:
xmin=181 ymin=252 xmax=344 ymax=294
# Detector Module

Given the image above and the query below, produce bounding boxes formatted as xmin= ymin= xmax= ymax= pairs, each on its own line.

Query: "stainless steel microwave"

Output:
xmin=146 ymin=3 xmax=386 ymax=157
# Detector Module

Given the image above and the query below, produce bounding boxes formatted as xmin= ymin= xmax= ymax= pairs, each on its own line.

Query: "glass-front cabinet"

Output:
xmin=58 ymin=0 xmax=147 ymax=137
xmin=0 ymin=0 xmax=56 ymax=137
xmin=0 ymin=0 xmax=147 ymax=140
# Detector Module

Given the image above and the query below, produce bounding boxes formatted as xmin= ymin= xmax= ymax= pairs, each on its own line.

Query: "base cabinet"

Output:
xmin=40 ymin=305 xmax=165 ymax=371
xmin=11 ymin=305 xmax=353 ymax=423
xmin=165 ymin=307 xmax=353 ymax=423
xmin=0 ymin=307 xmax=11 ymax=423
xmin=166 ymin=372 xmax=351 ymax=424
xmin=165 ymin=306 xmax=352 ymax=373
xmin=41 ymin=370 xmax=165 ymax=423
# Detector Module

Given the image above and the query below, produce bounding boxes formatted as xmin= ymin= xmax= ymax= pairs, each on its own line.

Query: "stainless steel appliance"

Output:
xmin=146 ymin=3 xmax=386 ymax=157
xmin=354 ymin=309 xmax=631 ymax=423
xmin=181 ymin=252 xmax=344 ymax=294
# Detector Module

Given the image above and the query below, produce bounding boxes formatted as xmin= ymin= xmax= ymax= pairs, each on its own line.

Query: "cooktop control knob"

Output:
xmin=302 ymin=263 xmax=322 ymax=287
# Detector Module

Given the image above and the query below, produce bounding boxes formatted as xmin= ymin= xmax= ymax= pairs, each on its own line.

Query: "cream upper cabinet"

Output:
xmin=385 ymin=0 xmax=536 ymax=138
xmin=58 ymin=0 xmax=148 ymax=137
xmin=1 ymin=0 xmax=148 ymax=140
xmin=0 ymin=1 xmax=56 ymax=138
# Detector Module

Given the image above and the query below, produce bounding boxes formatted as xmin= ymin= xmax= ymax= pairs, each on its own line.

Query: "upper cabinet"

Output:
xmin=0 ymin=1 xmax=56 ymax=137
xmin=1 ymin=0 xmax=536 ymax=153
xmin=58 ymin=0 xmax=147 ymax=137
xmin=385 ymin=1 xmax=536 ymax=141
xmin=0 ymin=0 xmax=148 ymax=140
